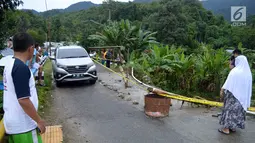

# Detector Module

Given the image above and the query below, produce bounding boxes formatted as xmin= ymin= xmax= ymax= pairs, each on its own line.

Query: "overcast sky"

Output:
xmin=18 ymin=0 xmax=132 ymax=12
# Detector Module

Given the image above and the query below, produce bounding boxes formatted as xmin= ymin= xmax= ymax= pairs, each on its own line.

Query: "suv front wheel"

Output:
xmin=56 ymin=81 xmax=62 ymax=87
xmin=89 ymin=80 xmax=97 ymax=84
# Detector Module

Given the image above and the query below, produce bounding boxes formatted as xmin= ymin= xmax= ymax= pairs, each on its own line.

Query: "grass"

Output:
xmin=37 ymin=59 xmax=52 ymax=113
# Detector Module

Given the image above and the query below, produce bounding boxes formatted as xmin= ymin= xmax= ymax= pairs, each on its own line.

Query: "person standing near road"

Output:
xmin=101 ymin=49 xmax=106 ymax=65
xmin=213 ymin=55 xmax=237 ymax=118
xmin=36 ymin=46 xmax=46 ymax=86
xmin=7 ymin=37 xmax=13 ymax=49
xmin=105 ymin=49 xmax=112 ymax=68
xmin=26 ymin=43 xmax=37 ymax=69
xmin=26 ymin=43 xmax=45 ymax=86
xmin=43 ymin=47 xmax=49 ymax=57
xmin=3 ymin=33 xmax=46 ymax=143
xmin=0 ymin=37 xmax=14 ymax=57
xmin=219 ymin=53 xmax=252 ymax=134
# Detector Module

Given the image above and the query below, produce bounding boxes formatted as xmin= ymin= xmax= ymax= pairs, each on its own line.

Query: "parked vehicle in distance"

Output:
xmin=49 ymin=47 xmax=56 ymax=57
xmin=50 ymin=46 xmax=98 ymax=86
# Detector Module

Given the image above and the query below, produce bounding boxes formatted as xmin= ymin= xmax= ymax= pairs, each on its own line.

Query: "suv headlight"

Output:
xmin=89 ymin=64 xmax=96 ymax=69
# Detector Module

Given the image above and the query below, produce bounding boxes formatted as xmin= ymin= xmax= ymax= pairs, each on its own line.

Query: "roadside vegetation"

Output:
xmin=90 ymin=20 xmax=255 ymax=104
xmin=36 ymin=60 xmax=53 ymax=113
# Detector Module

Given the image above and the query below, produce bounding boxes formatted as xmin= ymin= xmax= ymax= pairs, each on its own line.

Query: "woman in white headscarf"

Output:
xmin=219 ymin=55 xmax=252 ymax=134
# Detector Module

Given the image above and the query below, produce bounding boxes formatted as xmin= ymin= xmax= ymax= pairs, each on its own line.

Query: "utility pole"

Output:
xmin=48 ymin=17 xmax=51 ymax=47
xmin=45 ymin=0 xmax=51 ymax=55
xmin=108 ymin=9 xmax=111 ymax=21
xmin=107 ymin=0 xmax=111 ymax=21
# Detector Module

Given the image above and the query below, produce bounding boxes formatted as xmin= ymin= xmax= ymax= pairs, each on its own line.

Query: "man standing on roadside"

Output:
xmin=1 ymin=37 xmax=14 ymax=57
xmin=105 ymin=49 xmax=112 ymax=68
xmin=101 ymin=49 xmax=106 ymax=65
xmin=35 ymin=44 xmax=45 ymax=86
xmin=3 ymin=33 xmax=46 ymax=143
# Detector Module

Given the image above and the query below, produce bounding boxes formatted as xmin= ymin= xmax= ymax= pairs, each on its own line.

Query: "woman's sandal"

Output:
xmin=218 ymin=128 xmax=230 ymax=135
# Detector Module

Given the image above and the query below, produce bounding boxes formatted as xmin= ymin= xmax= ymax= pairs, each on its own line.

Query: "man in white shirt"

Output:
xmin=3 ymin=33 xmax=46 ymax=143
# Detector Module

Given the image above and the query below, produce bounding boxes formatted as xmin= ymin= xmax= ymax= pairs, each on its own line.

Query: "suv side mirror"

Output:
xmin=49 ymin=56 xmax=56 ymax=60
xmin=89 ymin=54 xmax=94 ymax=58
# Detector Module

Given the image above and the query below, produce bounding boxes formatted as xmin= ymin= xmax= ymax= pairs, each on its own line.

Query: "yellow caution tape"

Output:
xmin=93 ymin=58 xmax=255 ymax=112
xmin=0 ymin=119 xmax=4 ymax=142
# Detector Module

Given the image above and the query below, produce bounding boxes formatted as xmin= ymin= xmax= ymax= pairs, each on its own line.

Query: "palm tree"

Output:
xmin=89 ymin=19 xmax=157 ymax=61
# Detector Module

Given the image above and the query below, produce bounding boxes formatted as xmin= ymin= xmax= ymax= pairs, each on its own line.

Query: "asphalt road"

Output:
xmin=44 ymin=65 xmax=255 ymax=143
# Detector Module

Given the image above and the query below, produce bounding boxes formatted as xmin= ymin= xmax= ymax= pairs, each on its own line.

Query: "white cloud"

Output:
xmin=18 ymin=0 xmax=133 ymax=12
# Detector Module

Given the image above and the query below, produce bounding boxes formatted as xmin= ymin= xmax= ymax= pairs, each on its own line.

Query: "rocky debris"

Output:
xmin=98 ymin=71 xmax=147 ymax=108
xmin=125 ymin=96 xmax=132 ymax=101
xmin=118 ymin=94 xmax=125 ymax=99
xmin=132 ymin=101 xmax=139 ymax=105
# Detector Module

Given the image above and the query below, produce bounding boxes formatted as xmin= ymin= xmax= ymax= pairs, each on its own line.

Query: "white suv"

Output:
xmin=50 ymin=46 xmax=98 ymax=86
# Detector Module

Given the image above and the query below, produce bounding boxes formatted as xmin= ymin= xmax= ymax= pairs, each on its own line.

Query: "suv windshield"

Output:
xmin=57 ymin=48 xmax=88 ymax=59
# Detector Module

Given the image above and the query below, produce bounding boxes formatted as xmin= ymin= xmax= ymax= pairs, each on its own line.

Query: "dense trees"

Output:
xmin=0 ymin=9 xmax=47 ymax=48
xmin=0 ymin=0 xmax=23 ymax=20
xmin=45 ymin=0 xmax=254 ymax=50
xmin=0 ymin=0 xmax=23 ymax=48
xmin=2 ymin=0 xmax=254 ymax=50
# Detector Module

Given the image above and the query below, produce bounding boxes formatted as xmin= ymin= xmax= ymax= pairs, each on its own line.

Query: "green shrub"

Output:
xmin=132 ymin=44 xmax=234 ymax=100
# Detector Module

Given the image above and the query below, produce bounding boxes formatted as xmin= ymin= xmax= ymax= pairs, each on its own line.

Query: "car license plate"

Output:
xmin=73 ymin=74 xmax=83 ymax=77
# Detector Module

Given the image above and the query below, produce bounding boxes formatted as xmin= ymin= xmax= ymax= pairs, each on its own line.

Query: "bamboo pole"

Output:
xmin=118 ymin=49 xmax=128 ymax=88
